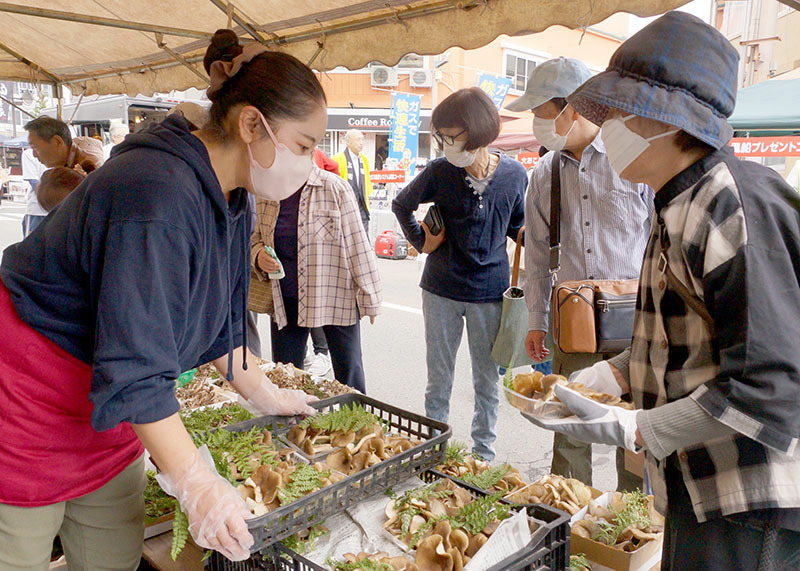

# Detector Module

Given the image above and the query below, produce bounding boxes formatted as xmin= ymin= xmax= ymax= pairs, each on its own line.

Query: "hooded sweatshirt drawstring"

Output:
xmin=225 ymin=201 xmax=251 ymax=382
xmin=225 ymin=221 xmax=234 ymax=382
xmin=241 ymin=218 xmax=249 ymax=371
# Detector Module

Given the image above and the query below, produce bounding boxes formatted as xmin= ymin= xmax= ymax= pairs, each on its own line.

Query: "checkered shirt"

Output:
xmin=631 ymin=147 xmax=800 ymax=522
xmin=251 ymin=165 xmax=382 ymax=329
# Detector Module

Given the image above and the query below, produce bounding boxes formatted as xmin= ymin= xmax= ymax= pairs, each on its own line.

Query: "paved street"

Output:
xmin=0 ymin=201 xmax=618 ymax=490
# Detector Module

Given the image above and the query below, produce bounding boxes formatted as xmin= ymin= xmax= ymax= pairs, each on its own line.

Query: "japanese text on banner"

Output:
xmin=476 ymin=73 xmax=513 ymax=109
xmin=730 ymin=136 xmax=800 ymax=158
xmin=389 ymin=92 xmax=422 ymax=176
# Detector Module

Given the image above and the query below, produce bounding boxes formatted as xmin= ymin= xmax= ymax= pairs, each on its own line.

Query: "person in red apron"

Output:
xmin=0 ymin=29 xmax=324 ymax=568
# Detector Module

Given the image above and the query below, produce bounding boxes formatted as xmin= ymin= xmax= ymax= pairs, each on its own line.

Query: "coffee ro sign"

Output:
xmin=347 ymin=116 xmax=391 ymax=129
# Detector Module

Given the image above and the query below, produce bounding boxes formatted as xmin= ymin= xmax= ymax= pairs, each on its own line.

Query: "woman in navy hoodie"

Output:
xmin=0 ymin=30 xmax=322 ymax=566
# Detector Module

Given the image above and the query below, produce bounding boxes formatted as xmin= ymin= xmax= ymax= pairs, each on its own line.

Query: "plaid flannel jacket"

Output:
xmin=631 ymin=147 xmax=800 ymax=522
xmin=251 ymin=165 xmax=382 ymax=329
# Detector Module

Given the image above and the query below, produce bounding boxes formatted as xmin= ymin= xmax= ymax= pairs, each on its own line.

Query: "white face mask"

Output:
xmin=442 ymin=140 xmax=476 ymax=168
xmin=533 ymin=105 xmax=576 ymax=151
xmin=601 ymin=114 xmax=678 ymax=176
xmin=247 ymin=113 xmax=313 ymax=201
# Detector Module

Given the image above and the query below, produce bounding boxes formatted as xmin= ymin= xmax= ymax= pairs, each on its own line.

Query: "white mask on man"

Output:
xmin=442 ymin=140 xmax=476 ymax=168
xmin=532 ymin=105 xmax=576 ymax=151
xmin=601 ymin=114 xmax=678 ymax=176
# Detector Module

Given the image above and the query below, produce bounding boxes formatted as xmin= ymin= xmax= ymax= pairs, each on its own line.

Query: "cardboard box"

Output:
xmin=624 ymin=449 xmax=645 ymax=479
xmin=569 ymin=492 xmax=663 ymax=571
xmin=570 ymin=531 xmax=662 ymax=571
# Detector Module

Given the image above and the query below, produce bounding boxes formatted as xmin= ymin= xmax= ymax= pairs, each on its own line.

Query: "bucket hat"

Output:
xmin=504 ymin=57 xmax=592 ymax=112
xmin=568 ymin=11 xmax=739 ymax=149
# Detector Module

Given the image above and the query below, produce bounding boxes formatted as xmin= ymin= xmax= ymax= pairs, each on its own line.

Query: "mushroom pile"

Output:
xmin=286 ymin=403 xmax=419 ymax=474
xmin=571 ymin=490 xmax=663 ymax=552
xmin=263 ymin=361 xmax=355 ymax=398
xmin=383 ymin=479 xmax=519 ymax=570
xmin=509 ymin=371 xmax=634 ymax=411
xmin=320 ymin=432 xmax=417 ymax=476
xmin=435 ymin=442 xmax=537 ymax=499
xmin=287 ymin=420 xmax=390 ymax=458
xmin=237 ymin=458 xmax=347 ymax=517
xmin=330 ymin=552 xmax=418 ymax=570
xmin=504 ymin=474 xmax=594 ymax=515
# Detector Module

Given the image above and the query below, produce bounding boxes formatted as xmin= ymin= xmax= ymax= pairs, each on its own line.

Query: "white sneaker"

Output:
xmin=307 ymin=352 xmax=332 ymax=376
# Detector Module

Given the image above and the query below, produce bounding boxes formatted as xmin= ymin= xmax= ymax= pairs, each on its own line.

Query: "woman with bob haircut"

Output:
xmin=0 ymin=29 xmax=322 ymax=566
xmin=392 ymin=87 xmax=527 ymax=461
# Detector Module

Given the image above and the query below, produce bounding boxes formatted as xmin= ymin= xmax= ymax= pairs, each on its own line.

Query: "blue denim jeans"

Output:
xmin=422 ymin=290 xmax=502 ymax=461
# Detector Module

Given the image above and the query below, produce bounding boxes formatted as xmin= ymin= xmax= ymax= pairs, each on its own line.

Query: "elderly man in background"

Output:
xmin=25 ymin=116 xmax=103 ymax=175
xmin=103 ymin=121 xmax=130 ymax=160
xmin=333 ymin=129 xmax=373 ymax=235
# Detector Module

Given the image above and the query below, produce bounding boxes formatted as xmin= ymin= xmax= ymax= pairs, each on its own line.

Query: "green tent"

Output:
xmin=729 ymin=78 xmax=800 ymax=135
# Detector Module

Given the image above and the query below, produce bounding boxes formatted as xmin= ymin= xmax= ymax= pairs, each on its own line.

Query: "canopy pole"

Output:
xmin=56 ymin=84 xmax=64 ymax=121
xmin=207 ymin=0 xmax=269 ymax=45
xmin=155 ymin=34 xmax=211 ymax=85
xmin=67 ymin=88 xmax=86 ymax=125
xmin=0 ymin=2 xmax=211 ymax=39
xmin=0 ymin=93 xmax=36 ymax=119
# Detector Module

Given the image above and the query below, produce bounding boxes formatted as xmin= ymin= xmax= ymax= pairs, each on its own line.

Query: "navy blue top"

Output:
xmin=0 ymin=116 xmax=250 ymax=431
xmin=274 ymin=188 xmax=302 ymax=300
xmin=392 ymin=155 xmax=527 ymax=303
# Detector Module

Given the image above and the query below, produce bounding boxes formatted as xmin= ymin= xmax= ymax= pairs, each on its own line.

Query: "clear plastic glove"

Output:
xmin=522 ymin=384 xmax=640 ymax=451
xmin=238 ymin=375 xmax=318 ymax=417
xmin=156 ymin=446 xmax=254 ymax=561
xmin=568 ymin=361 xmax=622 ymax=397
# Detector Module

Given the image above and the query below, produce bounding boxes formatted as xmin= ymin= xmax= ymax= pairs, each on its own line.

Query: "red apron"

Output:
xmin=0 ymin=281 xmax=143 ymax=507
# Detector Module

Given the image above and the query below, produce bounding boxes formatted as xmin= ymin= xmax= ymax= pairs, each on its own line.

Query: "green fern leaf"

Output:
xmin=170 ymin=506 xmax=189 ymax=560
xmin=461 ymin=464 xmax=511 ymax=490
xmin=278 ymin=463 xmax=330 ymax=505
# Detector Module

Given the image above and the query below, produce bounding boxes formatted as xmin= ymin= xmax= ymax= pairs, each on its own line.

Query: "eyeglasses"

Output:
xmin=432 ymin=129 xmax=466 ymax=147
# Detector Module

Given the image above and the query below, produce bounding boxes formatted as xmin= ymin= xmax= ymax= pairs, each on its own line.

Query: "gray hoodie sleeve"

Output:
xmin=637 ymin=397 xmax=736 ymax=460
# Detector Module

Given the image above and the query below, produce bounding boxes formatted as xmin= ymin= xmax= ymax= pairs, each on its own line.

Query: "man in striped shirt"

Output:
xmin=506 ymin=57 xmax=653 ymax=489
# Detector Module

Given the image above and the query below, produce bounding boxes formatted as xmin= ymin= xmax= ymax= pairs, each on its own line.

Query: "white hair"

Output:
xmin=344 ymin=129 xmax=363 ymax=142
xmin=109 ymin=122 xmax=130 ymax=137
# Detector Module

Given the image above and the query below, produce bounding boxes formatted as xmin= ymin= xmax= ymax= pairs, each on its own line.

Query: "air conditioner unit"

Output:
xmin=409 ymin=69 xmax=434 ymax=88
xmin=371 ymin=66 xmax=399 ymax=87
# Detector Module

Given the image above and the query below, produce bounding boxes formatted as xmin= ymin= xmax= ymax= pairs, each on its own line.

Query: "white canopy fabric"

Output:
xmin=0 ymin=0 xmax=688 ymax=96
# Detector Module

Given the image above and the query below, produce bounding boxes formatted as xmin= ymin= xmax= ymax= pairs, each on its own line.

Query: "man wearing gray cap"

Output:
xmin=505 ymin=57 xmax=652 ymax=490
xmin=526 ymin=12 xmax=800 ymax=568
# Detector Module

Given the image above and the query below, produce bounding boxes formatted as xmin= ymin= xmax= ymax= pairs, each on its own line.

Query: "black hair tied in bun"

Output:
xmin=203 ymin=29 xmax=243 ymax=74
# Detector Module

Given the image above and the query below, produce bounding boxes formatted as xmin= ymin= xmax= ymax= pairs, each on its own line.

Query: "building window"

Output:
xmin=504 ymin=52 xmax=540 ymax=93
xmin=720 ymin=0 xmax=748 ymax=38
xmin=763 ymin=155 xmax=787 ymax=172
xmin=317 ymin=131 xmax=333 ymax=157
xmin=778 ymin=4 xmax=794 ymax=17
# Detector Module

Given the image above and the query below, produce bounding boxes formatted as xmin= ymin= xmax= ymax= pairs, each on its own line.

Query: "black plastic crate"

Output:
xmin=221 ymin=393 xmax=450 ymax=552
xmin=205 ymin=550 xmax=272 ymax=571
xmin=208 ymin=471 xmax=570 ymax=571
xmin=424 ymin=469 xmax=571 ymax=570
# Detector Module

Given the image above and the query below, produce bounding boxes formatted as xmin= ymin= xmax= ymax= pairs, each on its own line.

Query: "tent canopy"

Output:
xmin=729 ymin=77 xmax=800 ymax=132
xmin=0 ymin=0 xmax=687 ymax=96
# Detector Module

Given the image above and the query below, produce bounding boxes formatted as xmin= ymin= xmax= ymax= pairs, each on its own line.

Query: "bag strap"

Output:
xmin=548 ymin=151 xmax=561 ymax=285
xmin=511 ymin=226 xmax=525 ymax=287
xmin=657 ymin=218 xmax=714 ymax=326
